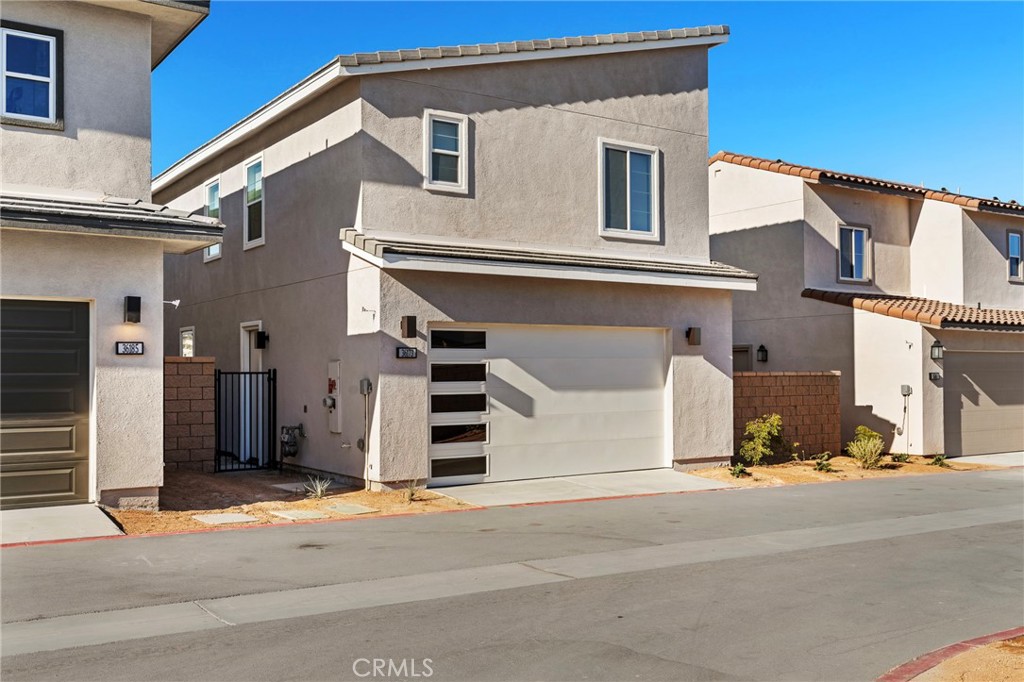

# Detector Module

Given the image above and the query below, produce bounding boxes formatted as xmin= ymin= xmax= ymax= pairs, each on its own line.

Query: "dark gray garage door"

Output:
xmin=1 ymin=300 xmax=90 ymax=509
xmin=943 ymin=351 xmax=1024 ymax=457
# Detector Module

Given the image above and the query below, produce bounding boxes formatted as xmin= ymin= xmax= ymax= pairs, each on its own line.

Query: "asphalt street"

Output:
xmin=2 ymin=468 xmax=1022 ymax=681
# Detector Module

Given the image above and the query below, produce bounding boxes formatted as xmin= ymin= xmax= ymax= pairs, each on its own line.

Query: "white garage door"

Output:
xmin=943 ymin=351 xmax=1024 ymax=457
xmin=427 ymin=325 xmax=668 ymax=485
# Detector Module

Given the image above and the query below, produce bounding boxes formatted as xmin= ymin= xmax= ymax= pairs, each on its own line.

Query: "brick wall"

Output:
xmin=165 ymin=357 xmax=216 ymax=472
xmin=734 ymin=372 xmax=841 ymax=458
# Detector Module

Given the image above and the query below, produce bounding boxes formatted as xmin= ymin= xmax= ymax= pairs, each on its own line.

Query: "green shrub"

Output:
xmin=739 ymin=414 xmax=790 ymax=465
xmin=847 ymin=436 xmax=884 ymax=469
xmin=814 ymin=452 xmax=833 ymax=472
xmin=854 ymin=425 xmax=883 ymax=443
xmin=890 ymin=452 xmax=910 ymax=463
xmin=928 ymin=455 xmax=950 ymax=468
xmin=729 ymin=462 xmax=749 ymax=478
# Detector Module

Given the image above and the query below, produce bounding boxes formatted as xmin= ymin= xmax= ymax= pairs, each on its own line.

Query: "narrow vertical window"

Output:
xmin=1 ymin=24 xmax=61 ymax=126
xmin=243 ymin=157 xmax=264 ymax=248
xmin=839 ymin=225 xmax=869 ymax=282
xmin=203 ymin=179 xmax=221 ymax=261
xmin=600 ymin=140 xmax=659 ymax=238
xmin=423 ymin=110 xmax=468 ymax=193
xmin=1009 ymin=231 xmax=1023 ymax=281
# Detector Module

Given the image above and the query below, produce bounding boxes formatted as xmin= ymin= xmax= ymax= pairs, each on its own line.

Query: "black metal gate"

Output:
xmin=214 ymin=369 xmax=278 ymax=472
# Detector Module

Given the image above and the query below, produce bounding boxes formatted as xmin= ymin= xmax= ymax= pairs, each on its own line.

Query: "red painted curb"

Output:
xmin=877 ymin=626 xmax=1024 ymax=682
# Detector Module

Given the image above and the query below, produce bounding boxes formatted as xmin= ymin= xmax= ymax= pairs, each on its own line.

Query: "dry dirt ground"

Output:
xmin=691 ymin=455 xmax=995 ymax=488
xmin=106 ymin=469 xmax=475 ymax=535
xmin=913 ymin=636 xmax=1024 ymax=682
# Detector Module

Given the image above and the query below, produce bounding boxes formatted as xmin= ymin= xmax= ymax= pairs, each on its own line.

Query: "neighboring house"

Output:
xmin=0 ymin=0 xmax=222 ymax=510
xmin=709 ymin=151 xmax=1024 ymax=457
xmin=153 ymin=26 xmax=757 ymax=489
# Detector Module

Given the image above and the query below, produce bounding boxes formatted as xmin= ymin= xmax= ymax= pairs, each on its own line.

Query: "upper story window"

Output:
xmin=599 ymin=139 xmax=660 ymax=241
xmin=1009 ymin=230 xmax=1023 ymax=282
xmin=423 ymin=109 xmax=468 ymax=194
xmin=838 ymin=224 xmax=871 ymax=283
xmin=243 ymin=156 xmax=264 ymax=249
xmin=203 ymin=178 xmax=221 ymax=262
xmin=1 ymin=22 xmax=63 ymax=128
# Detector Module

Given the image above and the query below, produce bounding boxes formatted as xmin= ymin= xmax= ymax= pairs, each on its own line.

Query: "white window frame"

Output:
xmin=837 ymin=223 xmax=872 ymax=284
xmin=598 ymin=138 xmax=661 ymax=242
xmin=202 ymin=176 xmax=222 ymax=262
xmin=242 ymin=154 xmax=265 ymax=250
xmin=179 ymin=326 xmax=195 ymax=358
xmin=1008 ymin=230 xmax=1023 ymax=283
xmin=1 ymin=26 xmax=57 ymax=124
xmin=422 ymin=109 xmax=469 ymax=194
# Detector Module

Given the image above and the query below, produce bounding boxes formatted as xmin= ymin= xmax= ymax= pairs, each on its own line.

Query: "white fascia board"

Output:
xmin=341 ymin=241 xmax=756 ymax=291
xmin=153 ymin=34 xmax=727 ymax=194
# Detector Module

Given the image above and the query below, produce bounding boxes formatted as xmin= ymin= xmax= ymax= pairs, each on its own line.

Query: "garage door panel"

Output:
xmin=487 ymin=437 xmax=664 ymax=481
xmin=490 ymin=391 xmax=663 ymax=417
xmin=944 ymin=351 xmax=1024 ymax=457
xmin=483 ymin=326 xmax=666 ymax=359
xmin=493 ymin=358 xmax=665 ymax=391
xmin=490 ymin=409 xmax=663 ymax=446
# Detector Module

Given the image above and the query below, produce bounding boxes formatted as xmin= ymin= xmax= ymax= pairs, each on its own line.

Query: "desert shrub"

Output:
xmin=847 ymin=436 xmax=884 ymax=469
xmin=303 ymin=475 xmax=334 ymax=499
xmin=928 ymin=455 xmax=950 ymax=468
xmin=729 ymin=462 xmax=749 ymax=478
xmin=739 ymin=414 xmax=790 ymax=465
xmin=814 ymin=452 xmax=833 ymax=472
xmin=854 ymin=425 xmax=883 ymax=443
xmin=890 ymin=452 xmax=910 ymax=463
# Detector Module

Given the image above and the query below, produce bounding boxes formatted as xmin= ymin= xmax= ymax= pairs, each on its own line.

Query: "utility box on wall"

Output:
xmin=326 ymin=360 xmax=342 ymax=433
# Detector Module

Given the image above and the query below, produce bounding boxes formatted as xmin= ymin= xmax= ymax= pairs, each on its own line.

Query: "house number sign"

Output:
xmin=115 ymin=341 xmax=145 ymax=355
xmin=395 ymin=347 xmax=418 ymax=359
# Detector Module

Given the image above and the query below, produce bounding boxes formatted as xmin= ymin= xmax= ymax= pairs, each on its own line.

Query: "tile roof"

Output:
xmin=710 ymin=151 xmax=1023 ymax=216
xmin=1 ymin=188 xmax=223 ymax=239
xmin=337 ymin=26 xmax=729 ymax=67
xmin=342 ymin=228 xmax=757 ymax=281
xmin=802 ymin=288 xmax=1024 ymax=331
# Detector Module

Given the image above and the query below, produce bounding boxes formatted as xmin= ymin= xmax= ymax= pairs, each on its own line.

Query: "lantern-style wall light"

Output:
xmin=756 ymin=345 xmax=768 ymax=363
xmin=124 ymin=296 xmax=141 ymax=324
xmin=930 ymin=340 xmax=944 ymax=361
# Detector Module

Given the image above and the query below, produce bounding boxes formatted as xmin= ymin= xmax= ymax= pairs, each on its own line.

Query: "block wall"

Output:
xmin=734 ymin=372 xmax=842 ymax=458
xmin=164 ymin=357 xmax=216 ymax=472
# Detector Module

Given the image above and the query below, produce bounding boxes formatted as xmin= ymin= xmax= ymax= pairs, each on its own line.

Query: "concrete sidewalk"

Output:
xmin=954 ymin=452 xmax=1023 ymax=467
xmin=1 ymin=504 xmax=123 ymax=545
xmin=432 ymin=468 xmax=733 ymax=507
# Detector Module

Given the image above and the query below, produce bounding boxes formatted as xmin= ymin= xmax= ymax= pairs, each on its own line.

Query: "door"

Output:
xmin=943 ymin=351 xmax=1024 ymax=456
xmin=1 ymin=300 xmax=90 ymax=508
xmin=428 ymin=325 xmax=668 ymax=485
xmin=238 ymin=322 xmax=263 ymax=463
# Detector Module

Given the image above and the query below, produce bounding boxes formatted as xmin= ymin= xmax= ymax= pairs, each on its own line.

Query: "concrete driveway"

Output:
xmin=0 ymin=504 xmax=122 ymax=545
xmin=432 ymin=468 xmax=732 ymax=506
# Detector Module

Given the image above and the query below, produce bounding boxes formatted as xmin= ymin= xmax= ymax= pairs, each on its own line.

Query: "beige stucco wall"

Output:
xmin=0 ymin=228 xmax=165 ymax=504
xmin=1 ymin=1 xmax=153 ymax=199
xmin=909 ymin=199 xmax=964 ymax=302
xmin=358 ymin=47 xmax=712 ymax=260
xmin=962 ymin=211 xmax=1024 ymax=310
xmin=708 ymin=161 xmax=805 ymax=234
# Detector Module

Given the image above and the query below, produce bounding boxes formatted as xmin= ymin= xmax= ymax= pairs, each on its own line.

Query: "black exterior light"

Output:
xmin=124 ymin=296 xmax=141 ymax=324
xmin=685 ymin=327 xmax=701 ymax=346
xmin=930 ymin=340 xmax=944 ymax=360
xmin=254 ymin=330 xmax=270 ymax=349
xmin=756 ymin=344 xmax=768 ymax=363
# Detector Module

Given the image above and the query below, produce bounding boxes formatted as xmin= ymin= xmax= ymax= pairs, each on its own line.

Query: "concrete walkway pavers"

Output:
xmin=192 ymin=513 xmax=259 ymax=525
xmin=0 ymin=504 xmax=123 ymax=544
xmin=268 ymin=510 xmax=328 ymax=521
xmin=432 ymin=468 xmax=733 ymax=507
xmin=327 ymin=503 xmax=377 ymax=515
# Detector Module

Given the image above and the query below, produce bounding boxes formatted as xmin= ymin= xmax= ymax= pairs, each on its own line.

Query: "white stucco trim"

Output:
xmin=342 ymin=241 xmax=757 ymax=291
xmin=152 ymin=34 xmax=728 ymax=193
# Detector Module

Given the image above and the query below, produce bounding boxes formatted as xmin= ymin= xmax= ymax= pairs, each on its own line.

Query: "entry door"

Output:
xmin=238 ymin=322 xmax=264 ymax=463
xmin=0 ymin=300 xmax=91 ymax=508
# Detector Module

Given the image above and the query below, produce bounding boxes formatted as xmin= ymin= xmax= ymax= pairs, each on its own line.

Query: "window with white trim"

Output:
xmin=203 ymin=179 xmax=221 ymax=261
xmin=1009 ymin=231 xmax=1023 ymax=282
xmin=243 ymin=157 xmax=264 ymax=249
xmin=838 ymin=225 xmax=870 ymax=282
xmin=1 ymin=23 xmax=61 ymax=125
xmin=179 ymin=327 xmax=195 ymax=358
xmin=423 ymin=109 xmax=468 ymax=193
xmin=599 ymin=139 xmax=659 ymax=239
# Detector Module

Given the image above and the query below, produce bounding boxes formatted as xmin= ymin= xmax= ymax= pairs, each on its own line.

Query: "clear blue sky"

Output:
xmin=153 ymin=1 xmax=1023 ymax=201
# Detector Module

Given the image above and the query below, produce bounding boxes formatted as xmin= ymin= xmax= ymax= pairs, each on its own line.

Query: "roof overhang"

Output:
xmin=341 ymin=229 xmax=757 ymax=291
xmin=153 ymin=29 xmax=728 ymax=194
xmin=79 ymin=0 xmax=209 ymax=68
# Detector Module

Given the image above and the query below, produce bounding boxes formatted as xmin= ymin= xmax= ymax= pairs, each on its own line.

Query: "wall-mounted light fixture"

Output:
xmin=401 ymin=315 xmax=417 ymax=339
xmin=930 ymin=340 xmax=944 ymax=360
xmin=685 ymin=327 xmax=701 ymax=346
xmin=756 ymin=345 xmax=768 ymax=363
xmin=124 ymin=296 xmax=141 ymax=324
xmin=929 ymin=372 xmax=942 ymax=381
xmin=254 ymin=330 xmax=270 ymax=349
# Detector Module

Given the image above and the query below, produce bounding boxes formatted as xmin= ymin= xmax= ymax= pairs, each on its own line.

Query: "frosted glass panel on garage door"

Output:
xmin=429 ymin=325 xmax=669 ymax=484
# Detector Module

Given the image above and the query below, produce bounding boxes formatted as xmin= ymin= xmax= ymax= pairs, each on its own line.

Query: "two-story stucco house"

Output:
xmin=709 ymin=152 xmax=1024 ymax=458
xmin=0 ymin=0 xmax=222 ymax=509
xmin=153 ymin=27 xmax=757 ymax=490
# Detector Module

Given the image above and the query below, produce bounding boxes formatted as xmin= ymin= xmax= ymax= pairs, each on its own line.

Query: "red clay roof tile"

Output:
xmin=801 ymin=289 xmax=1024 ymax=330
